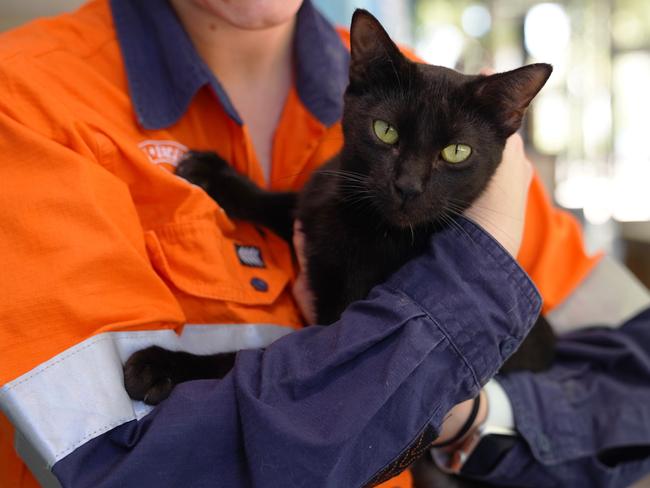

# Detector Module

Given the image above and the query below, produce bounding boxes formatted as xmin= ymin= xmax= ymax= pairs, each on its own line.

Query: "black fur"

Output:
xmin=124 ymin=9 xmax=555 ymax=486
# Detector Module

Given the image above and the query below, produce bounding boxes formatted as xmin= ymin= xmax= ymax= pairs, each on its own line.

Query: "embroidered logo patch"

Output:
xmin=138 ymin=140 xmax=188 ymax=166
xmin=235 ymin=245 xmax=265 ymax=268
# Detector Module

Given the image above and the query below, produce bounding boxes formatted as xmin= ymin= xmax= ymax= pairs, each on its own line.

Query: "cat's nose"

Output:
xmin=394 ymin=179 xmax=422 ymax=201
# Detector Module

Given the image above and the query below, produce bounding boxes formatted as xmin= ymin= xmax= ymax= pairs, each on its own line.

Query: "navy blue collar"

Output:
xmin=110 ymin=0 xmax=349 ymax=129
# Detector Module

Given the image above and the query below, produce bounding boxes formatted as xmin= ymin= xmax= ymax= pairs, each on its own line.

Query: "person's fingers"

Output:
xmin=292 ymin=220 xmax=308 ymax=272
xmin=479 ymin=67 xmax=496 ymax=76
xmin=503 ymin=133 xmax=533 ymax=193
xmin=291 ymin=220 xmax=316 ymax=324
xmin=292 ymin=274 xmax=316 ymax=324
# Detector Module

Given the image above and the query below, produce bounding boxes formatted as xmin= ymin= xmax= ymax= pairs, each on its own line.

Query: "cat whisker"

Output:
xmin=342 ymin=196 xmax=376 ymax=207
xmin=318 ymin=169 xmax=368 ymax=181
xmin=339 ymin=188 xmax=372 ymax=197
xmin=269 ymin=168 xmax=342 ymax=184
xmin=322 ymin=174 xmax=372 ymax=191
xmin=267 ymin=166 xmax=367 ymax=186
xmin=341 ymin=193 xmax=379 ymax=216
xmin=469 ymin=205 xmax=524 ymax=222
xmin=439 ymin=210 xmax=477 ymax=248
xmin=456 ymin=208 xmax=517 ymax=248
xmin=443 ymin=216 xmax=470 ymax=245
xmin=338 ymin=182 xmax=372 ymax=190
xmin=448 ymin=207 xmax=511 ymax=248
xmin=446 ymin=198 xmax=523 ymax=221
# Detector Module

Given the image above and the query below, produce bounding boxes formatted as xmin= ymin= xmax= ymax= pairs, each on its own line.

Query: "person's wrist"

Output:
xmin=463 ymin=133 xmax=533 ymax=257
xmin=430 ymin=385 xmax=519 ymax=476
xmin=432 ymin=390 xmax=488 ymax=449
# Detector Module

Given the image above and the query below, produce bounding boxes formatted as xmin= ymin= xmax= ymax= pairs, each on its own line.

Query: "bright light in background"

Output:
xmin=462 ymin=4 xmax=491 ymax=38
xmin=555 ymin=163 xmax=650 ymax=223
xmin=582 ymin=92 xmax=612 ymax=157
xmin=612 ymin=164 xmax=650 ymax=221
xmin=612 ymin=9 xmax=646 ymax=50
xmin=614 ymin=52 xmax=650 ymax=160
xmin=583 ymin=178 xmax=614 ymax=225
xmin=551 ymin=10 xmax=650 ymax=224
xmin=524 ymin=3 xmax=570 ymax=63
xmin=415 ymin=24 xmax=464 ymax=68
xmin=611 ymin=52 xmax=650 ymax=221
xmin=555 ymin=169 xmax=614 ymax=225
xmin=493 ymin=47 xmax=524 ymax=72
xmin=566 ymin=66 xmax=584 ymax=96
xmin=532 ymin=92 xmax=569 ymax=154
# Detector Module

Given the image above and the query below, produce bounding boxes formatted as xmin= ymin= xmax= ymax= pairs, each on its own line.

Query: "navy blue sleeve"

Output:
xmin=52 ymin=218 xmax=541 ymax=488
xmin=471 ymin=308 xmax=650 ymax=488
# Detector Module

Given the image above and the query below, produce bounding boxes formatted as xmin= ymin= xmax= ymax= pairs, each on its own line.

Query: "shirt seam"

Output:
xmin=385 ymin=286 xmax=482 ymax=391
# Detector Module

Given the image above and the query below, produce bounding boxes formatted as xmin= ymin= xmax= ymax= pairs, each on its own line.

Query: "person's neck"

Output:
xmin=169 ymin=1 xmax=296 ymax=182
xmin=170 ymin=1 xmax=295 ymax=88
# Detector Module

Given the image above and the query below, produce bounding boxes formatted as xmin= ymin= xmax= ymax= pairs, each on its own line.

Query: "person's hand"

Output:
xmin=464 ymin=67 xmax=534 ymax=257
xmin=292 ymin=221 xmax=317 ymax=324
xmin=464 ymin=132 xmax=533 ymax=257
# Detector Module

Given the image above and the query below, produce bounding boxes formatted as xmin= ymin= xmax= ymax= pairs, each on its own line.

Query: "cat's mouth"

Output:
xmin=384 ymin=200 xmax=436 ymax=229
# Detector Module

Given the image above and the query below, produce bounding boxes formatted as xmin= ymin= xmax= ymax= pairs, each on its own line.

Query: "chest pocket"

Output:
xmin=144 ymin=216 xmax=291 ymax=306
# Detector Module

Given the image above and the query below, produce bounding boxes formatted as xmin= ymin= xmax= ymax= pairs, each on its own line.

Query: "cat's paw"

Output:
xmin=176 ymin=151 xmax=233 ymax=189
xmin=176 ymin=151 xmax=253 ymax=217
xmin=123 ymin=346 xmax=181 ymax=405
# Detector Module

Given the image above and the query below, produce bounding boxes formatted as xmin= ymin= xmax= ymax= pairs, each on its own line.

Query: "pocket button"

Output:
xmin=250 ymin=277 xmax=269 ymax=292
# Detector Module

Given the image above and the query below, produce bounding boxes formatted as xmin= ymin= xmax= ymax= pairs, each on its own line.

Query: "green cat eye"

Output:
xmin=373 ymin=120 xmax=399 ymax=145
xmin=441 ymin=144 xmax=472 ymax=164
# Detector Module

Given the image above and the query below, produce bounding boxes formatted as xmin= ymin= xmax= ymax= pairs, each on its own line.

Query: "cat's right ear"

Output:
xmin=349 ymin=9 xmax=405 ymax=88
xmin=471 ymin=63 xmax=553 ymax=137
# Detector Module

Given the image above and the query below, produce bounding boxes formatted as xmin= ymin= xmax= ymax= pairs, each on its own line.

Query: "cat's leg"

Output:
xmin=123 ymin=346 xmax=236 ymax=405
xmin=500 ymin=315 xmax=556 ymax=373
xmin=176 ymin=151 xmax=297 ymax=242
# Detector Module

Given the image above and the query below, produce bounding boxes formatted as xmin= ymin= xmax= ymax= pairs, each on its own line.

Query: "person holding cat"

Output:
xmin=0 ymin=1 xmax=649 ymax=488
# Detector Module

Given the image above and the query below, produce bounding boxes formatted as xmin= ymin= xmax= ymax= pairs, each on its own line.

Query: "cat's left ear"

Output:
xmin=348 ymin=9 xmax=407 ymax=89
xmin=472 ymin=63 xmax=553 ymax=136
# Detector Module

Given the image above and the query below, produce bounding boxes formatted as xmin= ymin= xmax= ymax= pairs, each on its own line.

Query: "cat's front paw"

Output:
xmin=176 ymin=151 xmax=233 ymax=190
xmin=176 ymin=151 xmax=254 ymax=217
xmin=123 ymin=346 xmax=181 ymax=405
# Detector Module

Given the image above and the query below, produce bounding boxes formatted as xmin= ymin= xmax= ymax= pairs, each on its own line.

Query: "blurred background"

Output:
xmin=2 ymin=0 xmax=650 ymax=287
xmin=316 ymin=0 xmax=650 ymax=287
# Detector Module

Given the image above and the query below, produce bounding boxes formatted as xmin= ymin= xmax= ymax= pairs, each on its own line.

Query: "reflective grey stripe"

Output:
xmin=14 ymin=431 xmax=62 ymax=488
xmin=547 ymin=256 xmax=650 ymax=333
xmin=0 ymin=323 xmax=293 ymax=470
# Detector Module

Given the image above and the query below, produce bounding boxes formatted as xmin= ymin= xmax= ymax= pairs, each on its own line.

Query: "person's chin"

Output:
xmin=195 ymin=0 xmax=303 ymax=31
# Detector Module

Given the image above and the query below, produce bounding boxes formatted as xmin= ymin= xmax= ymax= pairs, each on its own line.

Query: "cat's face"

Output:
xmin=340 ymin=10 xmax=551 ymax=230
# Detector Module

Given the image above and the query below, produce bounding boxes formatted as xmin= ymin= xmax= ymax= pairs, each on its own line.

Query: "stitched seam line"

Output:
xmin=360 ymin=407 xmax=442 ymax=488
xmin=51 ymin=416 xmax=134 ymax=464
xmin=386 ymin=286 xmax=482 ymax=391
xmin=459 ymin=219 xmax=541 ymax=315
xmin=1 ymin=324 xmax=294 ymax=394
xmin=0 ymin=333 xmax=167 ymax=393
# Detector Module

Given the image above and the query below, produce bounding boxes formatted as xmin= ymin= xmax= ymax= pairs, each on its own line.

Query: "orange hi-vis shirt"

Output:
xmin=0 ymin=0 xmax=598 ymax=486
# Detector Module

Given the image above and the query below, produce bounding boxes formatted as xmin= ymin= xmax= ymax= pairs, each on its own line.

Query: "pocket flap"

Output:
xmin=145 ymin=218 xmax=290 ymax=306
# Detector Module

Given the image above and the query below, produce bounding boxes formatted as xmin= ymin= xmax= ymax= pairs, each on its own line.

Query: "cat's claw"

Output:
xmin=123 ymin=346 xmax=180 ymax=405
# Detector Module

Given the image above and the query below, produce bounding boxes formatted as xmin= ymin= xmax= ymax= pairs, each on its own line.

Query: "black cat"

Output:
xmin=124 ymin=8 xmax=555 ymax=485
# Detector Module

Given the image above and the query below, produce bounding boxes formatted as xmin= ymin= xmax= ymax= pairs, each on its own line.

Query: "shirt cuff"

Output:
xmin=385 ymin=217 xmax=542 ymax=390
xmin=484 ymin=379 xmax=515 ymax=431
